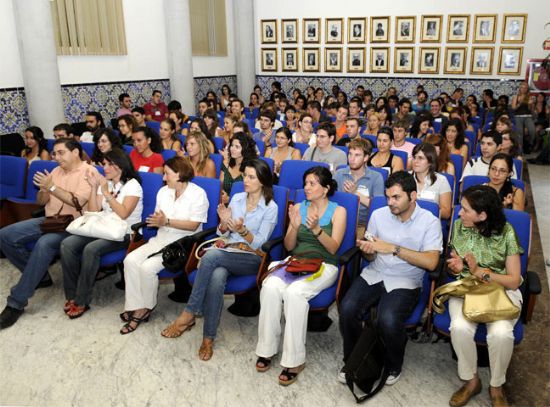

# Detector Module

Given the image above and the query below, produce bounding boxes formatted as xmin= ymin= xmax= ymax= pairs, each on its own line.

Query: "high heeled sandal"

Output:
xmin=160 ymin=319 xmax=195 ymax=338
xmin=120 ymin=310 xmax=151 ymax=335
xmin=255 ymin=356 xmax=273 ymax=372
xmin=278 ymin=364 xmax=305 ymax=386
xmin=66 ymin=304 xmax=90 ymax=319
xmin=119 ymin=310 xmax=133 ymax=322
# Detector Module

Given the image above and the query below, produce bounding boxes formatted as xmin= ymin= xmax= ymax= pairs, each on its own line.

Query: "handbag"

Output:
xmin=432 ymin=275 xmax=520 ymax=323
xmin=66 ymin=211 xmax=127 ymax=241
xmin=267 ymin=251 xmax=324 ymax=276
xmin=147 ymin=235 xmax=196 ymax=273
xmin=40 ymin=194 xmax=82 ymax=234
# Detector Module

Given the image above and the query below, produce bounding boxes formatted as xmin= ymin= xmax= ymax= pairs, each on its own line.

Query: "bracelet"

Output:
xmin=313 ymin=228 xmax=323 ymax=237
xmin=239 ymin=228 xmax=248 ymax=237
xmin=166 ymin=218 xmax=170 ymax=227
xmin=105 ymin=194 xmax=113 ymax=203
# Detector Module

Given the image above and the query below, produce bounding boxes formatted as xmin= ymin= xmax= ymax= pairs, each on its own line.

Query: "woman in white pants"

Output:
xmin=446 ymin=185 xmax=523 ymax=407
xmin=255 ymin=166 xmax=346 ymax=386
xmin=120 ymin=156 xmax=209 ymax=334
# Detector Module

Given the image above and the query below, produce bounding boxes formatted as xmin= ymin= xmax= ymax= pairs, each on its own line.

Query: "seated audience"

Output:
xmin=255 ymin=166 xmax=345 ymax=385
xmin=348 ymin=98 xmax=363 ymax=119
xmin=339 ymin=171 xmax=442 ymax=385
xmin=446 ymin=185 xmax=523 ymax=407
xmin=221 ymin=114 xmax=239 ymax=147
xmin=391 ymin=120 xmax=415 ymax=169
xmin=52 ymin=124 xmax=91 ymax=164
xmin=159 ymin=118 xmax=182 ymax=152
xmin=254 ymin=109 xmax=277 ymax=152
xmin=443 ymin=118 xmax=469 ymax=167
xmin=410 ymin=113 xmax=434 ymax=141
xmin=292 ymin=113 xmax=317 ymax=147
xmin=486 ymin=153 xmax=524 ymax=211
xmin=393 ymin=98 xmax=413 ymax=129
xmin=284 ymin=106 xmax=298 ymax=132
xmin=143 ymin=90 xmax=168 ymax=122
xmin=203 ymin=108 xmax=223 ymax=139
xmin=267 ymin=127 xmax=301 ymax=178
xmin=188 ymin=118 xmax=215 ymax=153
xmin=61 ymin=150 xmax=143 ymax=318
xmin=185 ymin=131 xmax=217 ymax=178
xmin=0 ymin=139 xmax=97 ymax=329
xmin=337 ymin=117 xmax=362 ymax=147
xmin=363 ymin=112 xmax=382 ymax=136
xmin=21 ymin=126 xmax=50 ymax=163
xmin=462 ymin=131 xmax=516 ymax=181
xmin=334 ymin=105 xmax=349 ymax=142
xmin=450 ymin=106 xmax=475 ymax=132
xmin=90 ymin=128 xmax=123 ymax=166
xmin=129 ymin=126 xmax=164 ymax=174
xmin=430 ymin=98 xmax=449 ymax=129
xmin=118 ymin=114 xmax=137 ymax=146
xmin=302 ymin=122 xmax=347 ymax=172
xmin=116 ymin=93 xmax=133 ymax=118
xmin=169 ymin=110 xmax=188 ymax=136
xmin=131 ymin=107 xmax=147 ymax=128
xmin=220 ymin=132 xmax=258 ymax=203
xmin=376 ymin=105 xmax=392 ymax=127
xmin=367 ymin=127 xmax=405 ymax=174
xmin=412 ymin=90 xmax=428 ymax=113
xmin=162 ymin=159 xmax=277 ymax=362
xmin=80 ymin=112 xmax=105 ymax=143
xmin=307 ymin=101 xmax=323 ymax=124
xmin=499 ymin=131 xmax=522 ymax=160
xmin=120 ymin=157 xmax=209 ymax=334
xmin=425 ymin=134 xmax=456 ymax=176
xmin=334 ymin=138 xmax=384 ymax=237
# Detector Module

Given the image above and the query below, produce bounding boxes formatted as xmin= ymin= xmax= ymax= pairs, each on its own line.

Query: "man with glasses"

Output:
xmin=302 ymin=122 xmax=347 ymax=173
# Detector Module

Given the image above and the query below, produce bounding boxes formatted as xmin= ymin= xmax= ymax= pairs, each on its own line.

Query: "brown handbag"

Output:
xmin=268 ymin=251 xmax=324 ymax=276
xmin=40 ymin=193 xmax=83 ymax=234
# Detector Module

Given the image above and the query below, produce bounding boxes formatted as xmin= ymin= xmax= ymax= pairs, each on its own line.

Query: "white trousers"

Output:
xmin=449 ymin=289 xmax=522 ymax=387
xmin=255 ymin=260 xmax=338 ymax=368
xmin=123 ymin=238 xmax=167 ymax=311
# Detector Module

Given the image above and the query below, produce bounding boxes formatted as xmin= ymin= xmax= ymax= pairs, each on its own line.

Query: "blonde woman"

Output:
xmin=185 ymin=131 xmax=217 ymax=178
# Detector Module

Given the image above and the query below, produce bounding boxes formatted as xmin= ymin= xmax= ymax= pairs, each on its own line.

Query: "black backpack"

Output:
xmin=343 ymin=322 xmax=389 ymax=403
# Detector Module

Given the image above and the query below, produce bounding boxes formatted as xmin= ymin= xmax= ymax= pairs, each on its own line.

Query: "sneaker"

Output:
xmin=386 ymin=370 xmax=402 ymax=385
xmin=338 ymin=368 xmax=347 ymax=384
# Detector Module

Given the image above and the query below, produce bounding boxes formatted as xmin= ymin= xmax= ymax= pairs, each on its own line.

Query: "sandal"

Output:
xmin=120 ymin=309 xmax=152 ymax=335
xmin=63 ymin=300 xmax=75 ymax=314
xmin=278 ymin=364 xmax=305 ymax=386
xmin=119 ymin=310 xmax=133 ymax=323
xmin=161 ymin=316 xmax=195 ymax=338
xmin=198 ymin=339 xmax=214 ymax=361
xmin=66 ymin=304 xmax=90 ymax=319
xmin=256 ymin=356 xmax=273 ymax=373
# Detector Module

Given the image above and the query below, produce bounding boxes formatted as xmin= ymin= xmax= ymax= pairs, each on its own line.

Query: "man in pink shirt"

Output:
xmin=116 ymin=93 xmax=133 ymax=118
xmin=143 ymin=90 xmax=168 ymax=122
xmin=392 ymin=119 xmax=415 ymax=170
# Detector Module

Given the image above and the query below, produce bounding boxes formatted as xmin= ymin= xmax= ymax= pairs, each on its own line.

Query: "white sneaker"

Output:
xmin=338 ymin=368 xmax=347 ymax=384
xmin=386 ymin=370 xmax=401 ymax=385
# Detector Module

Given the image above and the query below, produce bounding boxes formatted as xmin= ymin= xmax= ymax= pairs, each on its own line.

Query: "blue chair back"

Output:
xmin=123 ymin=145 xmax=133 ymax=155
xmin=213 ymin=137 xmax=225 ymax=152
xmin=406 ymin=137 xmax=422 ymax=145
xmin=47 ymin=139 xmax=55 ymax=152
xmin=209 ymin=153 xmax=222 ymax=177
xmin=461 ymin=175 xmax=525 ymax=196
xmin=260 ymin=156 xmax=274 ymax=172
xmin=390 ymin=149 xmax=408 ymax=169
xmin=361 ymin=134 xmax=377 ymax=146
xmin=334 ymin=145 xmax=349 ymax=156
xmin=192 ymin=176 xmax=222 ymax=230
xmin=161 ymin=149 xmax=177 ymax=161
xmin=80 ymin=142 xmax=95 ymax=159
xmin=145 ymin=121 xmax=160 ymax=133
xmin=440 ymin=172 xmax=456 ymax=204
xmin=293 ymin=142 xmax=309 ymax=156
xmin=465 ymin=131 xmax=476 ymax=156
xmin=278 ymin=160 xmax=330 ymax=200
xmin=513 ymin=158 xmax=523 ymax=179
xmin=432 ymin=120 xmax=442 ymax=134
xmin=0 ymin=156 xmax=27 ymax=199
xmin=178 ymin=135 xmax=186 ymax=146
xmin=368 ymin=166 xmax=388 ymax=183
xmin=450 ymin=154 xmax=463 ymax=202
xmin=256 ymin=141 xmax=265 ymax=157
xmin=245 ymin=107 xmax=260 ymax=120
xmin=21 ymin=160 xmax=59 ymax=202
xmin=250 ymin=127 xmax=260 ymax=134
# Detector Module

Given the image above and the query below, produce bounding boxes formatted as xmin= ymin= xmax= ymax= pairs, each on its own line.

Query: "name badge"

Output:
xmin=419 ymin=190 xmax=436 ymax=201
xmin=138 ymin=165 xmax=150 ymax=172
xmin=155 ymin=110 xmax=161 ymax=116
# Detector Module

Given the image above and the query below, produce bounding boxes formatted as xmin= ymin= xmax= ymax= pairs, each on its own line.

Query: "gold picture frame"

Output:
xmin=348 ymin=17 xmax=367 ymax=43
xmin=303 ymin=48 xmax=320 ymax=72
xmin=421 ymin=15 xmax=442 ymax=43
xmin=394 ymin=47 xmax=414 ymax=73
xmin=282 ymin=48 xmax=298 ymax=72
xmin=474 ymin=15 xmax=497 ymax=43
xmin=498 ymin=47 xmax=523 ymax=75
xmin=261 ymin=48 xmax=278 ymax=72
xmin=261 ymin=20 xmax=277 ymax=44
xmin=395 ymin=16 xmax=415 ymax=43
xmin=447 ymin=15 xmax=470 ymax=43
xmin=370 ymin=16 xmax=390 ymax=43
xmin=502 ymin=14 xmax=527 ymax=43
xmin=470 ymin=47 xmax=494 ymax=75
xmin=325 ymin=48 xmax=343 ymax=72
xmin=282 ymin=19 xmax=298 ymax=43
xmin=347 ymin=47 xmax=366 ymax=73
xmin=303 ymin=18 xmax=321 ymax=43
xmin=419 ymin=47 xmax=440 ymax=74
xmin=444 ymin=47 xmax=467 ymax=74
xmin=326 ymin=18 xmax=344 ymax=44
xmin=370 ymin=47 xmax=389 ymax=73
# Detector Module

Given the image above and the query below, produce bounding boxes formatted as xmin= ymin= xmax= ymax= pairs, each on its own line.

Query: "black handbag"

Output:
xmin=147 ymin=235 xmax=196 ymax=273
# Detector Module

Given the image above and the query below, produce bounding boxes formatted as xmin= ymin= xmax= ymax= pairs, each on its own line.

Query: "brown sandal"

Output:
xmin=256 ymin=356 xmax=273 ymax=372
xmin=278 ymin=364 xmax=305 ymax=386
xmin=66 ymin=304 xmax=90 ymax=319
xmin=198 ymin=339 xmax=214 ymax=361
xmin=63 ymin=300 xmax=75 ymax=314
xmin=161 ymin=315 xmax=195 ymax=338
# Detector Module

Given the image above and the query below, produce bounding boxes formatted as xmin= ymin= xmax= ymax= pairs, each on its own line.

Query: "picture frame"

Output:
xmin=419 ymin=47 xmax=440 ymax=74
xmin=502 ymin=14 xmax=527 ymax=43
xmin=348 ymin=17 xmax=367 ymax=43
xmin=282 ymin=48 xmax=298 ymax=72
xmin=282 ymin=19 xmax=298 ymax=43
xmin=261 ymin=48 xmax=278 ymax=72
xmin=326 ymin=18 xmax=344 ymax=44
xmin=347 ymin=47 xmax=366 ymax=73
xmin=325 ymin=48 xmax=343 ymax=72
xmin=447 ymin=15 xmax=470 ymax=43
xmin=303 ymin=48 xmax=320 ymax=72
xmin=474 ymin=15 xmax=497 ymax=43
xmin=370 ymin=47 xmax=390 ymax=73
xmin=261 ymin=20 xmax=277 ymax=44
xmin=394 ymin=47 xmax=414 ymax=73
xmin=470 ymin=47 xmax=494 ymax=75
xmin=303 ymin=18 xmax=321 ymax=43
xmin=395 ymin=16 xmax=415 ymax=43
xmin=444 ymin=47 xmax=467 ymax=74
xmin=498 ymin=47 xmax=523 ymax=75
xmin=370 ymin=16 xmax=390 ymax=43
xmin=421 ymin=15 xmax=442 ymax=42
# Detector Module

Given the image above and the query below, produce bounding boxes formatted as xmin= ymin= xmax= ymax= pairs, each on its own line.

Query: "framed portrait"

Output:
xmin=502 ymin=14 xmax=527 ymax=43
xmin=282 ymin=48 xmax=298 ymax=72
xmin=282 ymin=19 xmax=298 ymax=43
xmin=370 ymin=47 xmax=389 ymax=73
xmin=347 ymin=47 xmax=366 ymax=73
xmin=474 ymin=15 xmax=497 ymax=43
xmin=303 ymin=18 xmax=321 ymax=43
xmin=261 ymin=48 xmax=277 ymax=72
xmin=394 ymin=47 xmax=414 ymax=73
xmin=444 ymin=47 xmax=467 ymax=74
xmin=421 ymin=15 xmax=442 ymax=42
xmin=261 ymin=20 xmax=277 ymax=44
xmin=470 ymin=47 xmax=494 ymax=75
xmin=303 ymin=48 xmax=320 ymax=72
xmin=498 ymin=47 xmax=523 ymax=75
xmin=419 ymin=47 xmax=440 ymax=74
xmin=325 ymin=48 xmax=343 ymax=72
xmin=326 ymin=18 xmax=344 ymax=44
xmin=370 ymin=16 xmax=390 ymax=43
xmin=395 ymin=16 xmax=415 ymax=43
xmin=348 ymin=17 xmax=367 ymax=43
xmin=447 ymin=15 xmax=470 ymax=43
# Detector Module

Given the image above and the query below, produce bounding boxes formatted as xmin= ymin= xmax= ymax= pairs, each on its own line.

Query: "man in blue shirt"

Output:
xmin=253 ymin=109 xmax=277 ymax=152
xmin=334 ymin=138 xmax=384 ymax=238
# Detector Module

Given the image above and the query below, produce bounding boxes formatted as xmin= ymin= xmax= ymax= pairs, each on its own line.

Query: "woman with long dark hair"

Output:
xmin=486 ymin=153 xmax=524 ymax=211
xmin=21 ymin=126 xmax=49 ymax=163
xmin=443 ymin=118 xmax=468 ymax=167
xmin=129 ymin=126 xmax=164 ymax=174
xmin=220 ymin=132 xmax=258 ymax=203
xmin=91 ymin=128 xmax=122 ymax=165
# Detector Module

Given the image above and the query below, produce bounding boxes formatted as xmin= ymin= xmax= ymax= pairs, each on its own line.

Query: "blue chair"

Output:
xmin=145 ymin=121 xmax=160 ymax=133
xmin=293 ymin=142 xmax=309 ymax=156
xmin=278 ymin=160 xmax=330 ymax=201
xmin=256 ymin=141 xmax=265 ymax=157
xmin=80 ymin=142 xmax=95 ymax=159
xmin=161 ymin=149 xmax=177 ymax=161
xmin=209 ymin=153 xmax=222 ymax=178
xmin=0 ymin=156 xmax=27 ymax=200
xmin=406 ymin=137 xmax=423 ymax=145
xmin=123 ymin=145 xmax=133 ymax=155
xmin=361 ymin=134 xmax=377 ymax=147
xmin=47 ymin=139 xmax=55 ymax=152
xmin=178 ymin=135 xmax=186 ymax=146
xmin=465 ymin=131 xmax=477 ymax=157
xmin=334 ymin=145 xmax=349 ymax=156
xmin=243 ymin=118 xmax=256 ymax=129
xmin=6 ymin=160 xmax=58 ymax=204
xmin=390 ymin=149 xmax=408 ymax=169
xmin=450 ymin=154 xmax=464 ymax=203
xmin=260 ymin=157 xmax=274 ymax=172
xmin=513 ymin=158 xmax=523 ymax=180
xmin=432 ymin=121 xmax=442 ymax=134
xmin=213 ymin=137 xmax=225 ymax=152
xmin=369 ymin=166 xmax=389 ymax=183
xmin=250 ymin=127 xmax=260 ymax=134
xmin=461 ymin=175 xmax=525 ymax=196
xmin=245 ymin=107 xmax=260 ymax=120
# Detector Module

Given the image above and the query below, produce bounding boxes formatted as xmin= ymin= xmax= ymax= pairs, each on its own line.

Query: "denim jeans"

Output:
xmin=515 ymin=115 xmax=536 ymax=150
xmin=185 ymin=249 xmax=261 ymax=339
xmin=0 ymin=217 xmax=69 ymax=310
xmin=339 ymin=277 xmax=420 ymax=372
xmin=61 ymin=234 xmax=130 ymax=306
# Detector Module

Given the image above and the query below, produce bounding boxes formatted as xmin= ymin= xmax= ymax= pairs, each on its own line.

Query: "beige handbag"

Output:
xmin=433 ymin=275 xmax=520 ymax=323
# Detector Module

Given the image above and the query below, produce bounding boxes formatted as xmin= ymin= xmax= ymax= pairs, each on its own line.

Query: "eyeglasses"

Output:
xmin=489 ymin=166 xmax=509 ymax=174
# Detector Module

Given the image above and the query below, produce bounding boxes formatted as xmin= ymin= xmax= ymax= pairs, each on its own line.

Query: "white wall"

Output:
xmin=253 ymin=0 xmax=549 ymax=79
xmin=0 ymin=0 xmax=24 ymax=88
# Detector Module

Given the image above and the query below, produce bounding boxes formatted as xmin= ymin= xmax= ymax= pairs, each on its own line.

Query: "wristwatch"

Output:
xmin=49 ymin=184 xmax=56 ymax=193
xmin=392 ymin=245 xmax=401 ymax=256
xmin=166 ymin=218 xmax=171 ymax=227
xmin=481 ymin=272 xmax=491 ymax=282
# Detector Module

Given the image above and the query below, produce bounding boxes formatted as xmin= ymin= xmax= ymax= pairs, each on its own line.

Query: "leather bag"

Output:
xmin=40 ymin=194 xmax=82 ymax=234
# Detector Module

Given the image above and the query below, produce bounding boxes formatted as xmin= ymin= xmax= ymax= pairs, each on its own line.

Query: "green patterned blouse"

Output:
xmin=449 ymin=219 xmax=524 ymax=280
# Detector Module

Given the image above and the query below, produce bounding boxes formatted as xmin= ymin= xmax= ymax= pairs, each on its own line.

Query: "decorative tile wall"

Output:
xmin=255 ymin=75 xmax=522 ymax=101
xmin=0 ymin=88 xmax=29 ymax=135
xmin=194 ymin=75 xmax=238 ymax=102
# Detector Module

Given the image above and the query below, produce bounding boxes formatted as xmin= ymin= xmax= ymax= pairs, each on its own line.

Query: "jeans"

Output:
xmin=515 ymin=115 xmax=536 ymax=150
xmin=61 ymin=234 xmax=130 ymax=306
xmin=185 ymin=249 xmax=261 ymax=339
xmin=339 ymin=277 xmax=420 ymax=372
xmin=0 ymin=217 xmax=69 ymax=310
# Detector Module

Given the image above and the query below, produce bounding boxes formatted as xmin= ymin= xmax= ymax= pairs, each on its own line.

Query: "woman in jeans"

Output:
xmin=61 ymin=149 xmax=143 ymax=318
xmin=447 ymin=185 xmax=523 ymax=407
xmin=510 ymin=81 xmax=536 ymax=152
xmin=161 ymin=159 xmax=278 ymax=362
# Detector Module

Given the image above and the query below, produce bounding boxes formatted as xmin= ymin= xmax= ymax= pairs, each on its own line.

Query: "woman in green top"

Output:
xmin=446 ymin=185 xmax=523 ymax=407
xmin=255 ymin=166 xmax=347 ymax=386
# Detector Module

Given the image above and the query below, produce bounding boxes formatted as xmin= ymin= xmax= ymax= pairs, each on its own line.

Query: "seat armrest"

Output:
xmin=31 ymin=208 xmax=45 ymax=218
xmin=130 ymin=221 xmax=147 ymax=233
xmin=339 ymin=246 xmax=360 ymax=264
xmin=261 ymin=236 xmax=284 ymax=253
xmin=191 ymin=226 xmax=218 ymax=243
xmin=526 ymin=271 xmax=541 ymax=295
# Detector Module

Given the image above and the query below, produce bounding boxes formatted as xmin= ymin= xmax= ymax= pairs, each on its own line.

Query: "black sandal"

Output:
xmin=120 ymin=310 xmax=151 ymax=335
xmin=278 ymin=364 xmax=305 ymax=386
xmin=119 ymin=310 xmax=133 ymax=323
xmin=256 ymin=356 xmax=272 ymax=372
